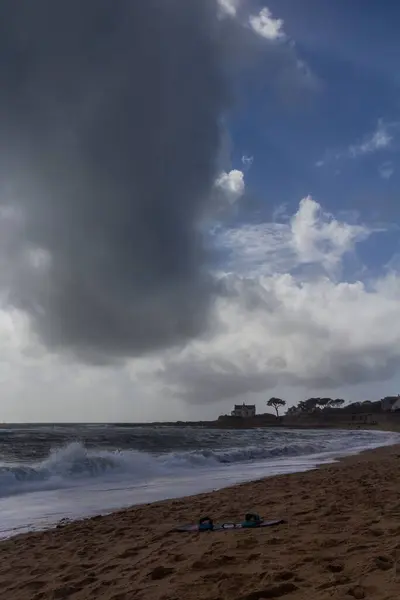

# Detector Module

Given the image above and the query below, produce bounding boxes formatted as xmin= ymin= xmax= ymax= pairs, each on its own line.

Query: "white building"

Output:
xmin=381 ymin=396 xmax=400 ymax=411
xmin=231 ymin=403 xmax=256 ymax=418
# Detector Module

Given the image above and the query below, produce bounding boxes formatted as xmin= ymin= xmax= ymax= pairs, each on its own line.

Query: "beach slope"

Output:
xmin=1 ymin=445 xmax=400 ymax=599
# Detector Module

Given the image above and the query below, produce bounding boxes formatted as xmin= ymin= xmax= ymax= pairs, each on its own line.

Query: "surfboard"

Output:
xmin=174 ymin=518 xmax=286 ymax=532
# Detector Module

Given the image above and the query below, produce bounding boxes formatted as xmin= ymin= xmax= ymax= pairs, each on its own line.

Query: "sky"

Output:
xmin=1 ymin=0 xmax=400 ymax=422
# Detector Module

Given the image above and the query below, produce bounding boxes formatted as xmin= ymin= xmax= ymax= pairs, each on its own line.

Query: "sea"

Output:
xmin=1 ymin=424 xmax=399 ymax=540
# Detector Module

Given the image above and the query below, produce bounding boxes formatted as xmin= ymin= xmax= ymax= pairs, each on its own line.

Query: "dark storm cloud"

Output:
xmin=0 ymin=0 xmax=231 ymax=361
xmin=160 ymin=356 xmax=278 ymax=404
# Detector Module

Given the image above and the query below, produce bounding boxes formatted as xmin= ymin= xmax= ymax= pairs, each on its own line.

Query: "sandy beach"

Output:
xmin=1 ymin=444 xmax=400 ymax=600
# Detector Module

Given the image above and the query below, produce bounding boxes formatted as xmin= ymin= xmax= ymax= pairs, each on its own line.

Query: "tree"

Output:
xmin=328 ymin=398 xmax=345 ymax=408
xmin=286 ymin=406 xmax=298 ymax=415
xmin=317 ymin=398 xmax=331 ymax=409
xmin=267 ymin=397 xmax=286 ymax=417
xmin=298 ymin=398 xmax=318 ymax=413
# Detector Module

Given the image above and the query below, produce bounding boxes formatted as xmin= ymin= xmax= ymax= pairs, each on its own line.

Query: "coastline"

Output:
xmin=2 ymin=413 xmax=400 ymax=432
xmin=2 ymin=443 xmax=400 ymax=599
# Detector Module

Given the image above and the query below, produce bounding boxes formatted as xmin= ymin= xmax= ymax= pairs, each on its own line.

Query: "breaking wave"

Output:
xmin=1 ymin=431 xmax=398 ymax=498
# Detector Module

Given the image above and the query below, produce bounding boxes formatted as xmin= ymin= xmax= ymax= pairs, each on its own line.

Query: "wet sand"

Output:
xmin=1 ymin=444 xmax=400 ymax=600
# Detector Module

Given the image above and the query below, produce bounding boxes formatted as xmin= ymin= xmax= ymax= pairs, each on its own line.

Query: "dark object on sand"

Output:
xmin=198 ymin=516 xmax=214 ymax=531
xmin=174 ymin=516 xmax=286 ymax=532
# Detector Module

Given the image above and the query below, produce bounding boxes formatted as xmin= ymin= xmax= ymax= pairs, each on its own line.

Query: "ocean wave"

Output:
xmin=0 ymin=432 xmax=398 ymax=498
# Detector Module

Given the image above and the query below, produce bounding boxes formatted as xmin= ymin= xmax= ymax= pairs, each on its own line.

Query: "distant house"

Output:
xmin=231 ymin=403 xmax=256 ymax=418
xmin=381 ymin=396 xmax=400 ymax=412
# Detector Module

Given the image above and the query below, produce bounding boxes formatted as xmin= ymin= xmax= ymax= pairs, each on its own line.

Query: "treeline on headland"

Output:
xmin=264 ymin=396 xmax=346 ymax=417
xmin=214 ymin=395 xmax=400 ymax=430
xmin=111 ymin=396 xmax=400 ymax=430
xmin=265 ymin=395 xmax=400 ymax=417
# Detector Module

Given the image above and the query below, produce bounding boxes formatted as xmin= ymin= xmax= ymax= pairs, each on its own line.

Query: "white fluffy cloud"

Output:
xmin=217 ymin=0 xmax=285 ymax=42
xmin=214 ymin=169 xmax=245 ymax=204
xmin=290 ymin=196 xmax=370 ymax=273
xmin=217 ymin=196 xmax=370 ymax=276
xmin=161 ymin=269 xmax=400 ymax=404
xmin=156 ymin=196 xmax=400 ymax=404
xmin=249 ymin=7 xmax=285 ymax=41
xmin=219 ymin=2 xmax=286 ymax=43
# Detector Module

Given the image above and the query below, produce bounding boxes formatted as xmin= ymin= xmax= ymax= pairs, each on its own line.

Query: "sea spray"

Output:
xmin=1 ymin=425 xmax=400 ymax=539
xmin=1 ymin=429 xmax=400 ymax=498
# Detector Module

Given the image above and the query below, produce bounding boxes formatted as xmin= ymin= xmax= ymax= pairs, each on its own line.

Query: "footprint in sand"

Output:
xmin=326 ymin=562 xmax=344 ymax=573
xmin=374 ymin=555 xmax=394 ymax=571
xmin=147 ymin=566 xmax=175 ymax=580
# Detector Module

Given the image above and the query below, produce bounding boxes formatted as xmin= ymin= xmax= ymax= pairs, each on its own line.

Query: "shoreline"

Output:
xmin=2 ymin=428 xmax=398 ymax=542
xmin=2 ymin=443 xmax=400 ymax=599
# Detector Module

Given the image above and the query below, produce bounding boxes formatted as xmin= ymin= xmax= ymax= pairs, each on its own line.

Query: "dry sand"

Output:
xmin=2 ymin=445 xmax=400 ymax=600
